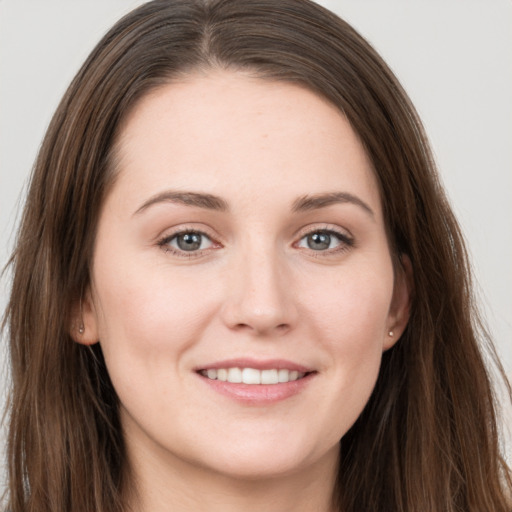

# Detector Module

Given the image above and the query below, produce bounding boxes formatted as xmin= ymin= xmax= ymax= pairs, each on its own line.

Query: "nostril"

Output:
xmin=231 ymin=322 xmax=290 ymax=334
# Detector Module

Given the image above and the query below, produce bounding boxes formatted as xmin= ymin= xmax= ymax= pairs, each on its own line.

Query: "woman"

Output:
xmin=3 ymin=0 xmax=511 ymax=510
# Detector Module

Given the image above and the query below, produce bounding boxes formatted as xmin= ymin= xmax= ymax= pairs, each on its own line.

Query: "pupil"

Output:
xmin=177 ymin=233 xmax=201 ymax=251
xmin=308 ymin=232 xmax=330 ymax=250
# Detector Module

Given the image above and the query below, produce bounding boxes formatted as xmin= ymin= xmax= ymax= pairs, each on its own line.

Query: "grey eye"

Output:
xmin=171 ymin=232 xmax=212 ymax=252
xmin=306 ymin=232 xmax=332 ymax=250
xmin=297 ymin=230 xmax=346 ymax=251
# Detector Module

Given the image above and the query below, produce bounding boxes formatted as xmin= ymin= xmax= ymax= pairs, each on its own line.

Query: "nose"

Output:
xmin=220 ymin=245 xmax=298 ymax=336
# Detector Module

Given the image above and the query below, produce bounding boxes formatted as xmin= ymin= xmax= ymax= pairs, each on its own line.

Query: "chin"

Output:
xmin=184 ymin=428 xmax=340 ymax=482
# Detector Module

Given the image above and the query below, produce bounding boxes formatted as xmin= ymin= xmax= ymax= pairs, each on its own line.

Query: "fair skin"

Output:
xmin=76 ymin=71 xmax=410 ymax=512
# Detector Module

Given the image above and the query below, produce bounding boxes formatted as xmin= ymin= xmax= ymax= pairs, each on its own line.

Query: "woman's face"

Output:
xmin=81 ymin=71 xmax=409 ymax=481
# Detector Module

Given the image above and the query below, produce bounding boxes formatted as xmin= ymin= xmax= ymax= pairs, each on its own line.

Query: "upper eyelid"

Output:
xmin=157 ymin=224 xmax=219 ymax=242
xmin=159 ymin=232 xmax=215 ymax=248
xmin=159 ymin=225 xmax=351 ymax=238
xmin=294 ymin=223 xmax=354 ymax=241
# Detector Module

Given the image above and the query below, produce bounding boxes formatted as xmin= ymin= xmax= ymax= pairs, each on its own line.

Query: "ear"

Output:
xmin=69 ymin=287 xmax=100 ymax=346
xmin=383 ymin=254 xmax=413 ymax=350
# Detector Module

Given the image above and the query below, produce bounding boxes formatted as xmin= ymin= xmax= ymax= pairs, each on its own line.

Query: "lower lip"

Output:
xmin=197 ymin=373 xmax=315 ymax=404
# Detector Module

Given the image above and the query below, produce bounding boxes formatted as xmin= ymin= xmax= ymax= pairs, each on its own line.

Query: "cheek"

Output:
xmin=91 ymin=269 xmax=223 ymax=430
xmin=299 ymin=262 xmax=394 ymax=433
xmin=91 ymin=252 xmax=220 ymax=382
xmin=304 ymin=260 xmax=394 ymax=346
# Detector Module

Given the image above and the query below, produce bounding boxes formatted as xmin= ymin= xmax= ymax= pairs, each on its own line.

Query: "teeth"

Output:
xmin=278 ymin=369 xmax=289 ymax=382
xmin=242 ymin=368 xmax=261 ymax=384
xmin=227 ymin=367 xmax=242 ymax=383
xmin=261 ymin=369 xmax=278 ymax=384
xmin=201 ymin=367 xmax=306 ymax=384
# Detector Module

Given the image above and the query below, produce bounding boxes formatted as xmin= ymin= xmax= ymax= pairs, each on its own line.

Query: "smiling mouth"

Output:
xmin=198 ymin=367 xmax=310 ymax=385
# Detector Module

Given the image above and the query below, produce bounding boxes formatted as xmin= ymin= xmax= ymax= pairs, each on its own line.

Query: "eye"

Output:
xmin=160 ymin=231 xmax=213 ymax=253
xmin=297 ymin=229 xmax=352 ymax=251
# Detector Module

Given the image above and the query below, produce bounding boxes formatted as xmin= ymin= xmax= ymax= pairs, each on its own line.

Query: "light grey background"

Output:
xmin=1 ymin=0 xmax=511 ymax=489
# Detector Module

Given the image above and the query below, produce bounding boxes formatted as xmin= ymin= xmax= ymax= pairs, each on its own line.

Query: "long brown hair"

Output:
xmin=3 ymin=0 xmax=511 ymax=510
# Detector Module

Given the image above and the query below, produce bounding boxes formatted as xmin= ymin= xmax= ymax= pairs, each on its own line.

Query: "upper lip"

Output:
xmin=195 ymin=358 xmax=314 ymax=373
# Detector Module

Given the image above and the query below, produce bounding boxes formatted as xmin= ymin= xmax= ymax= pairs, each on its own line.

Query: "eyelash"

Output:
xmin=294 ymin=227 xmax=355 ymax=256
xmin=157 ymin=226 xmax=355 ymax=258
xmin=157 ymin=228 xmax=217 ymax=258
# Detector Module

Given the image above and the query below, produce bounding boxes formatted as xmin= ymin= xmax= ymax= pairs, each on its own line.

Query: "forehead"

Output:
xmin=111 ymin=70 xmax=381 ymax=216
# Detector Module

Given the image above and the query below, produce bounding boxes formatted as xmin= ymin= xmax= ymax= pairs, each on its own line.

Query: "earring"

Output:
xmin=78 ymin=294 xmax=85 ymax=334
xmin=388 ymin=331 xmax=394 ymax=337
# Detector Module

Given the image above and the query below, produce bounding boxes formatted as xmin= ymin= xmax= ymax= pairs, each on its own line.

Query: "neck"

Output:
xmin=123 ymin=441 xmax=339 ymax=512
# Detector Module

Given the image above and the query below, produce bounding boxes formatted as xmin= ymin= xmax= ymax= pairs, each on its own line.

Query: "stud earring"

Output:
xmin=78 ymin=294 xmax=85 ymax=334
xmin=388 ymin=331 xmax=394 ymax=337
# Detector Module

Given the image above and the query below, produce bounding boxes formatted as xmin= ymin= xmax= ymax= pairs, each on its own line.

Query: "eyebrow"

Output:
xmin=133 ymin=189 xmax=374 ymax=218
xmin=133 ymin=190 xmax=229 ymax=215
xmin=291 ymin=192 xmax=375 ymax=218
